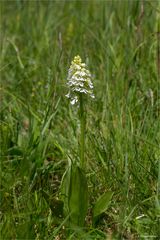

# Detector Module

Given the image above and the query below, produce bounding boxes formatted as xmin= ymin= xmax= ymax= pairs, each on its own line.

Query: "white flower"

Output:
xmin=66 ymin=55 xmax=95 ymax=105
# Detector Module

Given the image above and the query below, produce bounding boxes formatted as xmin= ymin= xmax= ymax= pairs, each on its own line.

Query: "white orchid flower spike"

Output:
xmin=66 ymin=55 xmax=95 ymax=105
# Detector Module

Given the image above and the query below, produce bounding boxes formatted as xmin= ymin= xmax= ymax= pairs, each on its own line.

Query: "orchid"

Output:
xmin=66 ymin=55 xmax=95 ymax=105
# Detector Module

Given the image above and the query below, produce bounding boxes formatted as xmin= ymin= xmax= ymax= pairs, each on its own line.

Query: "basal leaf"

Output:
xmin=60 ymin=165 xmax=71 ymax=215
xmin=93 ymin=191 xmax=113 ymax=219
xmin=60 ymin=163 xmax=88 ymax=227
xmin=69 ymin=165 xmax=88 ymax=227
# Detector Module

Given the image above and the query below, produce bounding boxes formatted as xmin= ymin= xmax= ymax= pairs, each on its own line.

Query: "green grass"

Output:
xmin=0 ymin=0 xmax=160 ymax=239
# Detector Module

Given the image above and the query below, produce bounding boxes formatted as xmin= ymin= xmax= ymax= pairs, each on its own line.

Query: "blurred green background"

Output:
xmin=1 ymin=1 xmax=160 ymax=239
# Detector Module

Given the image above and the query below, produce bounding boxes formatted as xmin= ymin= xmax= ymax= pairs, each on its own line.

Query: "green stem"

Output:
xmin=79 ymin=94 xmax=85 ymax=169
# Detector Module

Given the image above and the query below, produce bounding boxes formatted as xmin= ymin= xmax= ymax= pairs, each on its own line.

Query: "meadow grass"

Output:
xmin=0 ymin=1 xmax=160 ymax=239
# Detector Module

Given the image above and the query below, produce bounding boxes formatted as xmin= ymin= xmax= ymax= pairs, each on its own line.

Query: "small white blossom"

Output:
xmin=66 ymin=55 xmax=95 ymax=105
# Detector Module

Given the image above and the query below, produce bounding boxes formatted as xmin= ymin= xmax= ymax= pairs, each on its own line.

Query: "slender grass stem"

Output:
xmin=79 ymin=93 xmax=85 ymax=169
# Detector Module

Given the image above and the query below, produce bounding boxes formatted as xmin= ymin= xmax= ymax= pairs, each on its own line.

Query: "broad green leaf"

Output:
xmin=60 ymin=163 xmax=88 ymax=227
xmin=93 ymin=191 xmax=113 ymax=219
xmin=60 ymin=165 xmax=71 ymax=215
xmin=69 ymin=165 xmax=88 ymax=227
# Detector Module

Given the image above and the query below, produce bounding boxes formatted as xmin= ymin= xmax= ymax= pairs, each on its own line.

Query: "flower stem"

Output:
xmin=79 ymin=94 xmax=85 ymax=169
